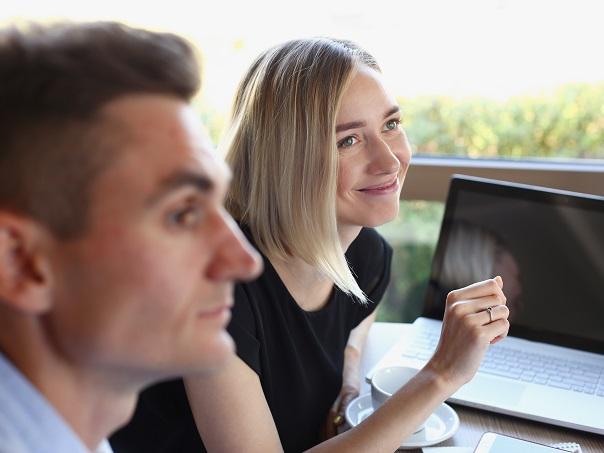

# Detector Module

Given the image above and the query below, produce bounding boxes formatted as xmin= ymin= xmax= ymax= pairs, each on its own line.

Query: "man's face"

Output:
xmin=46 ymin=95 xmax=261 ymax=381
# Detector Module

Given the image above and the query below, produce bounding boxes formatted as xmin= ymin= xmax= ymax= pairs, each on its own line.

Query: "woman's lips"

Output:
xmin=358 ymin=178 xmax=399 ymax=195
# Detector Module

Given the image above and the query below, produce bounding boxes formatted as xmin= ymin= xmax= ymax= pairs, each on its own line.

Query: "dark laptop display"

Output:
xmin=423 ymin=175 xmax=604 ymax=354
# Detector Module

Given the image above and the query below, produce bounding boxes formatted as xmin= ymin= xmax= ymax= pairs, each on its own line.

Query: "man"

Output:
xmin=0 ymin=21 xmax=261 ymax=452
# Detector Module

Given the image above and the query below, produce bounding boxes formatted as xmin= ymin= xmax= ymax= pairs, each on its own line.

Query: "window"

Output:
xmin=5 ymin=0 xmax=603 ymax=322
xmin=377 ymin=201 xmax=444 ymax=322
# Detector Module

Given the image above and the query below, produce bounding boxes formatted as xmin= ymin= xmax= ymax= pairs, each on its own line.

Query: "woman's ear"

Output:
xmin=0 ymin=213 xmax=54 ymax=314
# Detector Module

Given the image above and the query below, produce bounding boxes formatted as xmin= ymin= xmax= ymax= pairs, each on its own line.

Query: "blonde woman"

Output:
xmin=112 ymin=38 xmax=510 ymax=453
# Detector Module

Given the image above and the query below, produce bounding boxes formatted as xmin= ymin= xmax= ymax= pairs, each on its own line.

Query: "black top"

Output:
xmin=110 ymin=227 xmax=392 ymax=453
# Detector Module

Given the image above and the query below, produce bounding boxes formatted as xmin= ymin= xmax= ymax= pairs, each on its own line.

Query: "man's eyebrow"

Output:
xmin=146 ymin=171 xmax=214 ymax=206
xmin=335 ymin=106 xmax=400 ymax=134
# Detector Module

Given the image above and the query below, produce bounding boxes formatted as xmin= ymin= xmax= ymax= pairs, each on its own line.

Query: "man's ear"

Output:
xmin=0 ymin=212 xmax=54 ymax=314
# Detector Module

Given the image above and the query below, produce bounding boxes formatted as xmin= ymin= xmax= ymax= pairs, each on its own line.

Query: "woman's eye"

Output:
xmin=337 ymin=135 xmax=358 ymax=149
xmin=384 ymin=119 xmax=401 ymax=131
xmin=168 ymin=205 xmax=203 ymax=228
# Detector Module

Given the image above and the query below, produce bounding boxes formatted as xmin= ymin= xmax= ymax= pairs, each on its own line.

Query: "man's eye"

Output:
xmin=384 ymin=119 xmax=401 ymax=131
xmin=337 ymin=136 xmax=358 ymax=149
xmin=168 ymin=206 xmax=203 ymax=228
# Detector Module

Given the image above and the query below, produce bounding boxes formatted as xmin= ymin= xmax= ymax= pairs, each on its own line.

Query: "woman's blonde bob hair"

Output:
xmin=222 ymin=38 xmax=380 ymax=302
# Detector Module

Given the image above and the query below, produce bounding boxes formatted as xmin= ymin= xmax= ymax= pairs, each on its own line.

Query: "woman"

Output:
xmin=111 ymin=37 xmax=510 ymax=453
xmin=186 ymin=37 xmax=509 ymax=452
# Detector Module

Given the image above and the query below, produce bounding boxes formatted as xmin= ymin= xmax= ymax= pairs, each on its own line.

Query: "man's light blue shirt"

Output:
xmin=0 ymin=352 xmax=113 ymax=453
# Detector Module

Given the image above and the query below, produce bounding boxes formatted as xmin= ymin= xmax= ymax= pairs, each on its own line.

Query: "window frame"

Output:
xmin=403 ymin=156 xmax=604 ymax=202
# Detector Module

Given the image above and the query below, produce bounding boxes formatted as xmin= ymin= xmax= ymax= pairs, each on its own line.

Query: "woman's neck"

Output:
xmin=270 ymin=255 xmax=332 ymax=311
xmin=269 ymin=224 xmax=362 ymax=311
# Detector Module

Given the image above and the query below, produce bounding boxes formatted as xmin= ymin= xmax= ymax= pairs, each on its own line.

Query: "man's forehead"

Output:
xmin=99 ymin=94 xmax=230 ymax=192
xmin=194 ymin=147 xmax=232 ymax=189
xmin=102 ymin=95 xmax=201 ymax=141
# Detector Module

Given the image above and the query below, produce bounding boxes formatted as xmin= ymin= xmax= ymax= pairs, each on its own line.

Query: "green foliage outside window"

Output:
xmin=401 ymin=82 xmax=604 ymax=160
xmin=377 ymin=201 xmax=445 ymax=323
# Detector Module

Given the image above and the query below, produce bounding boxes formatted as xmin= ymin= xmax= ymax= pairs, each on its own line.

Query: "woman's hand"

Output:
xmin=322 ymin=383 xmax=360 ymax=439
xmin=426 ymin=276 xmax=510 ymax=389
xmin=321 ymin=310 xmax=376 ymax=439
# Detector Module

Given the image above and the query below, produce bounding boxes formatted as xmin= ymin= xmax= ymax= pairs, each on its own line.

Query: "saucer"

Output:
xmin=345 ymin=394 xmax=460 ymax=449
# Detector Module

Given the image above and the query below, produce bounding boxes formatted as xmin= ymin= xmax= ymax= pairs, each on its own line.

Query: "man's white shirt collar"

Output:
xmin=0 ymin=352 xmax=114 ymax=453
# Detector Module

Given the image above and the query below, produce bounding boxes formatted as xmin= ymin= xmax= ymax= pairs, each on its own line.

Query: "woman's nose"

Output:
xmin=368 ymin=137 xmax=401 ymax=175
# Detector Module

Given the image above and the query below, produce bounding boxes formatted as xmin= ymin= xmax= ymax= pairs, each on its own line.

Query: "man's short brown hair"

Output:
xmin=0 ymin=21 xmax=201 ymax=238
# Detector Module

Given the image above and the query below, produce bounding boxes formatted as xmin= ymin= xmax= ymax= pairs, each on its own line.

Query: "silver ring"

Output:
xmin=486 ymin=306 xmax=494 ymax=323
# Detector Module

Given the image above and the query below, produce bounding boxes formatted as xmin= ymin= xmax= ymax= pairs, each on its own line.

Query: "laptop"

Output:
xmin=370 ymin=175 xmax=604 ymax=435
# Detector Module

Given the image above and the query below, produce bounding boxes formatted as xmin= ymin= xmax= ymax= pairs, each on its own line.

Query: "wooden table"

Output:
xmin=358 ymin=323 xmax=604 ymax=452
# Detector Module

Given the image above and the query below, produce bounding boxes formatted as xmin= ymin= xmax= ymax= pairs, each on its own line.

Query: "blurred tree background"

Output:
xmin=376 ymin=202 xmax=445 ymax=322
xmin=401 ymin=82 xmax=604 ymax=160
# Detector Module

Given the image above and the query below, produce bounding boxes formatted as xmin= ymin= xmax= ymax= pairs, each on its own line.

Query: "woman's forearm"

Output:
xmin=343 ymin=311 xmax=376 ymax=386
xmin=341 ymin=311 xmax=376 ymax=393
xmin=308 ymin=364 xmax=455 ymax=453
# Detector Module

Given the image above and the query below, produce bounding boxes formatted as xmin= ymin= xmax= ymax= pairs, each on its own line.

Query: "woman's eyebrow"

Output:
xmin=336 ymin=106 xmax=401 ymax=133
xmin=384 ymin=105 xmax=400 ymax=118
xmin=336 ymin=120 xmax=366 ymax=133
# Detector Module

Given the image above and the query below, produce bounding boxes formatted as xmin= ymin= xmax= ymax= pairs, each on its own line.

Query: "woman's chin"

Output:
xmin=373 ymin=206 xmax=400 ymax=225
xmin=361 ymin=211 xmax=399 ymax=228
xmin=338 ymin=201 xmax=400 ymax=228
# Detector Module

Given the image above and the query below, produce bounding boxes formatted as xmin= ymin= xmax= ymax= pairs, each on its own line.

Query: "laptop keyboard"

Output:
xmin=401 ymin=329 xmax=604 ymax=397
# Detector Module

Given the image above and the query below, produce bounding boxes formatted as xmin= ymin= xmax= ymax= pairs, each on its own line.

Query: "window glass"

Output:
xmin=4 ymin=0 xmax=603 ymax=160
xmin=377 ymin=201 xmax=444 ymax=322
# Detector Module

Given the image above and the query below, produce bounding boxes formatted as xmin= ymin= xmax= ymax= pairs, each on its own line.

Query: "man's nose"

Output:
xmin=205 ymin=209 xmax=263 ymax=281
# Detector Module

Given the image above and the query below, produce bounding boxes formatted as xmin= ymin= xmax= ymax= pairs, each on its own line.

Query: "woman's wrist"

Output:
xmin=421 ymin=360 xmax=461 ymax=397
xmin=342 ymin=345 xmax=362 ymax=389
xmin=344 ymin=343 xmax=361 ymax=362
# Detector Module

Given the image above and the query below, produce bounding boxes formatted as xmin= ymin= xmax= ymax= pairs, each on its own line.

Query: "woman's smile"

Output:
xmin=358 ymin=177 xmax=400 ymax=195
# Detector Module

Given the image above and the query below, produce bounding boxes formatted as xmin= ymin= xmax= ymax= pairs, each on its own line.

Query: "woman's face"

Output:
xmin=335 ymin=65 xmax=411 ymax=229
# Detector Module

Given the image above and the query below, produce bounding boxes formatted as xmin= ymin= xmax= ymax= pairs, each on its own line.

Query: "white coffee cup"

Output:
xmin=370 ymin=366 xmax=426 ymax=433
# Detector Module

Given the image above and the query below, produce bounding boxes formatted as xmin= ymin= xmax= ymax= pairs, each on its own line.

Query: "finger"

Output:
xmin=323 ymin=407 xmax=341 ymax=439
xmin=449 ymin=294 xmax=507 ymax=317
xmin=467 ymin=304 xmax=510 ymax=326
xmin=330 ymin=397 xmax=340 ymax=414
xmin=332 ymin=413 xmax=345 ymax=428
xmin=323 ymin=418 xmax=336 ymax=439
xmin=338 ymin=392 xmax=358 ymax=416
xmin=482 ymin=318 xmax=510 ymax=343
xmin=490 ymin=334 xmax=506 ymax=345
xmin=447 ymin=277 xmax=505 ymax=305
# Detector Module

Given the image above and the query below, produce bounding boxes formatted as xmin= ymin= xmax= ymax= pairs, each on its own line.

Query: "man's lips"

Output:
xmin=197 ymin=303 xmax=232 ymax=320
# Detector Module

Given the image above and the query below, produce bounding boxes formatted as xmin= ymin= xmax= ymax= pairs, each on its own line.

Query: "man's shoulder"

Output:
xmin=0 ymin=421 xmax=28 ymax=453
xmin=0 ymin=354 xmax=92 ymax=453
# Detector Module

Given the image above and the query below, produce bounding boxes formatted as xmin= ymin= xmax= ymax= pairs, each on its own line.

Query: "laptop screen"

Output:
xmin=423 ymin=175 xmax=604 ymax=354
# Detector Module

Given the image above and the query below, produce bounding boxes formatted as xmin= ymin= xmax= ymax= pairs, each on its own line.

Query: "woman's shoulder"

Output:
xmin=345 ymin=228 xmax=392 ymax=290
xmin=346 ymin=228 xmax=392 ymax=262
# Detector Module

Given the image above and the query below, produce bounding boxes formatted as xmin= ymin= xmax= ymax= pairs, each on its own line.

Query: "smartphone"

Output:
xmin=474 ymin=432 xmax=568 ymax=452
